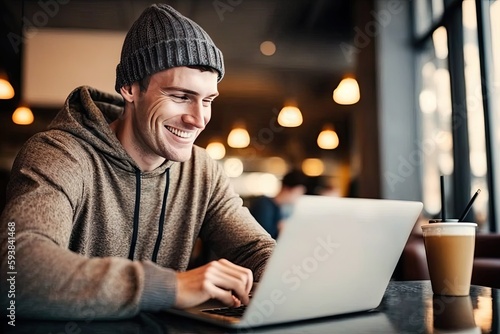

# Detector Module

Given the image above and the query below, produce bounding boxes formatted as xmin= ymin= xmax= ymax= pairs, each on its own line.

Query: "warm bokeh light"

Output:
xmin=206 ymin=142 xmax=226 ymax=160
xmin=317 ymin=126 xmax=339 ymax=150
xmin=277 ymin=106 xmax=303 ymax=127
xmin=470 ymin=151 xmax=487 ymax=177
xmin=438 ymin=153 xmax=454 ymax=176
xmin=301 ymin=158 xmax=324 ymax=177
xmin=419 ymin=89 xmax=437 ymax=114
xmin=434 ymin=68 xmax=452 ymax=115
xmin=333 ymin=77 xmax=360 ymax=105
xmin=436 ymin=131 xmax=453 ymax=152
xmin=423 ymin=169 xmax=442 ymax=215
xmin=244 ymin=172 xmax=280 ymax=196
xmin=260 ymin=41 xmax=276 ymax=56
xmin=0 ymin=78 xmax=15 ymax=99
xmin=12 ymin=106 xmax=34 ymax=125
xmin=432 ymin=26 xmax=448 ymax=59
xmin=462 ymin=0 xmax=477 ymax=30
xmin=223 ymin=158 xmax=244 ymax=178
xmin=263 ymin=156 xmax=288 ymax=175
xmin=227 ymin=126 xmax=250 ymax=148
xmin=464 ymin=43 xmax=480 ymax=68
xmin=422 ymin=61 xmax=436 ymax=78
xmin=257 ymin=173 xmax=280 ymax=195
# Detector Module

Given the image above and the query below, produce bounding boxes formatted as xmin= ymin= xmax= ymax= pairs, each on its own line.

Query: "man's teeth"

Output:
xmin=166 ymin=126 xmax=194 ymax=139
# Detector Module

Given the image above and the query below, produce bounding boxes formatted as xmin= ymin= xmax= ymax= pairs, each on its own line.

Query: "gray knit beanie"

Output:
xmin=115 ymin=4 xmax=224 ymax=92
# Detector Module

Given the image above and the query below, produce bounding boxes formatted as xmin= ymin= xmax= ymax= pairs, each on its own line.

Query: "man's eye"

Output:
xmin=172 ymin=95 xmax=189 ymax=101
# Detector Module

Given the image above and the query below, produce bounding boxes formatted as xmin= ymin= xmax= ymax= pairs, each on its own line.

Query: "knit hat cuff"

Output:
xmin=115 ymin=38 xmax=224 ymax=92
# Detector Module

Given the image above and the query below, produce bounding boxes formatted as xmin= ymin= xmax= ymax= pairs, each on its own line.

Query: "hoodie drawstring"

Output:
xmin=152 ymin=169 xmax=169 ymax=262
xmin=128 ymin=169 xmax=170 ymax=262
xmin=128 ymin=169 xmax=142 ymax=260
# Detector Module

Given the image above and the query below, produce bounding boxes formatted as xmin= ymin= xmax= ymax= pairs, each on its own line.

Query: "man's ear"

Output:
xmin=120 ymin=84 xmax=135 ymax=103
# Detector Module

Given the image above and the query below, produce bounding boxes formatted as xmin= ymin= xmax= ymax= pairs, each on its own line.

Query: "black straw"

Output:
xmin=440 ymin=175 xmax=446 ymax=222
xmin=458 ymin=189 xmax=481 ymax=222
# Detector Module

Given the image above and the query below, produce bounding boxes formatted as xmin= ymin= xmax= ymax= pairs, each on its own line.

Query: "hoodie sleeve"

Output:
xmin=199 ymin=154 xmax=276 ymax=280
xmin=0 ymin=134 xmax=176 ymax=320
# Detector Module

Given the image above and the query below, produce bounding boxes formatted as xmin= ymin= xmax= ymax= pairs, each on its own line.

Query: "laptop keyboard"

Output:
xmin=202 ymin=305 xmax=247 ymax=318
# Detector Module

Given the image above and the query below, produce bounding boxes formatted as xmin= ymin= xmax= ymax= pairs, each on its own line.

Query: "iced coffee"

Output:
xmin=421 ymin=222 xmax=477 ymax=296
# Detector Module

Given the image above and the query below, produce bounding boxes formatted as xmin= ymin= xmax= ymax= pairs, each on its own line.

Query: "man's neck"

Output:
xmin=109 ymin=119 xmax=165 ymax=172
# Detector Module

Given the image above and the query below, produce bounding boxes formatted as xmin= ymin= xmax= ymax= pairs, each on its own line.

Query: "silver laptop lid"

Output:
xmin=241 ymin=196 xmax=422 ymax=327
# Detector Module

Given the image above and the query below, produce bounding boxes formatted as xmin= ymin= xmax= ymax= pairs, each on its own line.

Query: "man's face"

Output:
xmin=129 ymin=66 xmax=219 ymax=163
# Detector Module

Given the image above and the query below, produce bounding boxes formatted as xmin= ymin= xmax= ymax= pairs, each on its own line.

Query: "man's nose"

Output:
xmin=183 ymin=102 xmax=207 ymax=128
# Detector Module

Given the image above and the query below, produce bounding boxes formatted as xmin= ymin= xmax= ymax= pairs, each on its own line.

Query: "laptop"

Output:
xmin=165 ymin=196 xmax=423 ymax=329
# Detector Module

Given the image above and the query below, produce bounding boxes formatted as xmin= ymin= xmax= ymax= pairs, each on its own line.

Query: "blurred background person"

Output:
xmin=306 ymin=175 xmax=340 ymax=197
xmin=249 ymin=169 xmax=308 ymax=239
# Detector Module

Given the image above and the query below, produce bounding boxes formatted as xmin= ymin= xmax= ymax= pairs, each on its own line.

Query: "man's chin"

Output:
xmin=165 ymin=149 xmax=193 ymax=163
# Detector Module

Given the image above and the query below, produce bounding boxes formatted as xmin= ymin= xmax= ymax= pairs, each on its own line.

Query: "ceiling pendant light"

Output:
xmin=12 ymin=104 xmax=34 ymax=125
xmin=0 ymin=71 xmax=15 ymax=99
xmin=333 ymin=76 xmax=360 ymax=105
xmin=227 ymin=123 xmax=250 ymax=148
xmin=317 ymin=124 xmax=339 ymax=150
xmin=277 ymin=101 xmax=303 ymax=127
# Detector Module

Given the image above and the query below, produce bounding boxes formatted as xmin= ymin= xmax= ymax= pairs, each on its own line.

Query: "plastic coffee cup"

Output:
xmin=421 ymin=221 xmax=477 ymax=296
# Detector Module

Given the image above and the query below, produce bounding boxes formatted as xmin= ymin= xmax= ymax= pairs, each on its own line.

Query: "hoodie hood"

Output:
xmin=48 ymin=86 xmax=171 ymax=174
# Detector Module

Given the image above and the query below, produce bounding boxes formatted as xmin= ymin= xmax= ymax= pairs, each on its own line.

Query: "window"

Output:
xmin=413 ymin=0 xmax=499 ymax=232
xmin=486 ymin=0 xmax=500 ymax=231
xmin=418 ymin=32 xmax=454 ymax=216
xmin=462 ymin=0 xmax=489 ymax=230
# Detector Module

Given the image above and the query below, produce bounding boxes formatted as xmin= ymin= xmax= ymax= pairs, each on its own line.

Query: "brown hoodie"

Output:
xmin=0 ymin=86 xmax=275 ymax=320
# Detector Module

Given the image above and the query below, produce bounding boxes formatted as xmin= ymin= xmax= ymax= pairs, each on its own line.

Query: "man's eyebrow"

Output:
xmin=164 ymin=86 xmax=219 ymax=98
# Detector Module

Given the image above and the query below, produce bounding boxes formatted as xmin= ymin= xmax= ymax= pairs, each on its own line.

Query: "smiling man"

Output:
xmin=0 ymin=4 xmax=275 ymax=320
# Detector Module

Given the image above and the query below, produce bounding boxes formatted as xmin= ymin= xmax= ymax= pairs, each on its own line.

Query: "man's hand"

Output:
xmin=174 ymin=258 xmax=253 ymax=309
